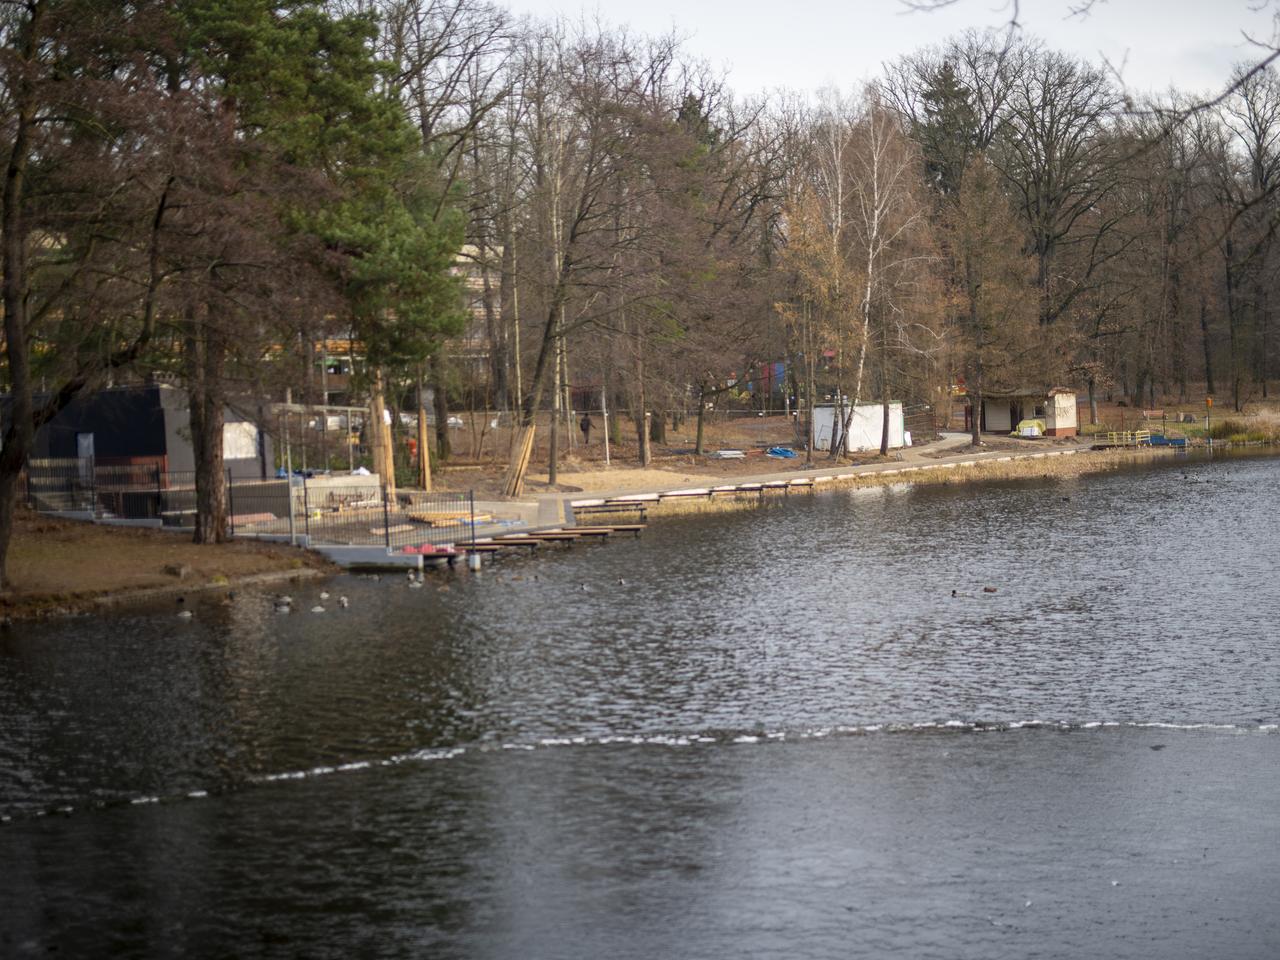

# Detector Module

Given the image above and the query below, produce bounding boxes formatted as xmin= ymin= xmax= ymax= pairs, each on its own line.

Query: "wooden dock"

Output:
xmin=450 ymin=521 xmax=646 ymax=558
xmin=569 ymin=476 xmax=821 ymax=520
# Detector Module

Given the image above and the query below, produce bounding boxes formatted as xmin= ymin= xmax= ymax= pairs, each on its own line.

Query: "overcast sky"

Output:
xmin=501 ymin=0 xmax=1279 ymax=101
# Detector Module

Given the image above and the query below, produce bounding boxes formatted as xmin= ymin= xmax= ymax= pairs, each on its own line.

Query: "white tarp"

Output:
xmin=811 ymin=403 xmax=905 ymax=452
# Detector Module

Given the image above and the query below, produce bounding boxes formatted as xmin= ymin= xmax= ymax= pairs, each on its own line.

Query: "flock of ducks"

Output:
xmin=271 ymin=590 xmax=351 ymax=615
xmin=180 ymin=567 xmax=434 ymax=618
xmin=179 ymin=568 xmax=1002 ymax=619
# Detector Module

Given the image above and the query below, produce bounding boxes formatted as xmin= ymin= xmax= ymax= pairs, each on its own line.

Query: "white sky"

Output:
xmin=500 ymin=0 xmax=1280 ymax=101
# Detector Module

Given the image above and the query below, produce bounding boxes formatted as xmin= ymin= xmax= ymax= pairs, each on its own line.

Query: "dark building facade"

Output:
xmin=23 ymin=384 xmax=272 ymax=479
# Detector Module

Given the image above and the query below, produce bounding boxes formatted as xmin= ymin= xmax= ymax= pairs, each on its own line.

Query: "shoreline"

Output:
xmin=2 ymin=513 xmax=335 ymax=622
xmin=7 ymin=439 xmax=1271 ymax=622
xmin=559 ymin=440 xmax=1261 ymax=520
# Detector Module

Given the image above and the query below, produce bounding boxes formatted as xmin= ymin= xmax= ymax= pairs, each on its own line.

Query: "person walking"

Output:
xmin=580 ymin=413 xmax=593 ymax=444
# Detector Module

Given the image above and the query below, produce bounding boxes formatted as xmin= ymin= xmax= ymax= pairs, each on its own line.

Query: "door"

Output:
xmin=76 ymin=432 xmax=95 ymax=482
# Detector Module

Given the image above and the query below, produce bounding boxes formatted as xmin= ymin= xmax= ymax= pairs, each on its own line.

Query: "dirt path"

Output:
xmin=540 ymin=432 xmax=1088 ymax=500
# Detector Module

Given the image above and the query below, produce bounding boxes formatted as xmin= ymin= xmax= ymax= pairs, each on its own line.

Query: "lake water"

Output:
xmin=2 ymin=452 xmax=1279 ymax=958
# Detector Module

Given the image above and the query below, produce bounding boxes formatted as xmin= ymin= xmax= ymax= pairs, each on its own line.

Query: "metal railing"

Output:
xmin=25 ymin=459 xmax=175 ymax=517
xmin=1096 ymin=430 xmax=1153 ymax=448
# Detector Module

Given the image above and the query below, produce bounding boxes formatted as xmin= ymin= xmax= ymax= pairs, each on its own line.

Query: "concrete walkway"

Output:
xmin=541 ymin=432 xmax=1094 ymax=519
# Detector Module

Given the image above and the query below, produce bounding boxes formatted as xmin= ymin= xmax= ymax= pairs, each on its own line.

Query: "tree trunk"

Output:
xmin=190 ymin=390 xmax=227 ymax=544
xmin=0 ymin=470 xmax=23 ymax=592
xmin=1224 ymin=245 xmax=1240 ymax=409
xmin=695 ymin=384 xmax=708 ymax=456
xmin=970 ymin=347 xmax=983 ymax=445
xmin=478 ymin=238 xmax=506 ymax=412
xmin=1200 ymin=293 xmax=1216 ymax=396
xmin=804 ymin=325 xmax=817 ymax=467
xmin=1258 ymin=283 xmax=1270 ymax=399
xmin=633 ymin=370 xmax=652 ymax=467
xmin=0 ymin=13 xmax=39 ymax=588
xmin=1133 ymin=367 xmax=1149 ymax=410
xmin=549 ymin=333 xmax=561 ymax=485
xmin=187 ymin=307 xmax=228 ymax=544
xmin=829 ymin=394 xmax=846 ymax=460
xmin=502 ymin=239 xmax=522 ymax=455
xmin=649 ymin=410 xmax=666 ymax=444
xmin=501 ymin=271 xmax=567 ymax=496
xmin=431 ymin=353 xmax=450 ymax=462
xmin=879 ymin=333 xmax=890 ymax=457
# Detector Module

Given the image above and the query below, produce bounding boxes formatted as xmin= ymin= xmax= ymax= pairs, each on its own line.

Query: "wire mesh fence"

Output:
xmin=22 ymin=459 xmax=475 ymax=549
xmin=294 ymin=480 xmax=475 ymax=549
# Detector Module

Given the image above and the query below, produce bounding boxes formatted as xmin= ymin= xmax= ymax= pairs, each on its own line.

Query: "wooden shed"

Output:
xmin=969 ymin=388 xmax=1078 ymax=437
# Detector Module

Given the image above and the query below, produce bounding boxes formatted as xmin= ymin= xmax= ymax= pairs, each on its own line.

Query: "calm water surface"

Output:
xmin=2 ymin=452 xmax=1278 ymax=958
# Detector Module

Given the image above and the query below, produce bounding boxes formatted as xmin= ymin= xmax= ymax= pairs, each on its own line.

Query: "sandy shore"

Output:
xmin=529 ymin=466 xmax=732 ymax=493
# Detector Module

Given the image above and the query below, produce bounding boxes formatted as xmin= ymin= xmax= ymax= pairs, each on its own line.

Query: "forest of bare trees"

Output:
xmin=5 ymin=1 xmax=1280 ymax=582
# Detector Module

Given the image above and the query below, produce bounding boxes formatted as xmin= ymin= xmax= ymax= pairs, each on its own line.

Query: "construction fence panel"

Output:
xmin=299 ymin=482 xmax=475 ymax=550
xmin=23 ymin=459 xmax=477 ymax=549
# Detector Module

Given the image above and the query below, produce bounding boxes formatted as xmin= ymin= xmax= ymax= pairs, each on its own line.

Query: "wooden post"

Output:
xmin=549 ymin=339 xmax=561 ymax=485
xmin=417 ymin=367 xmax=432 ymax=492
xmin=382 ymin=483 xmax=391 ymax=550
xmin=639 ymin=412 xmax=652 ymax=466
xmin=503 ymin=424 xmax=536 ymax=496
xmin=370 ymin=367 xmax=395 ymax=501
xmin=601 ymin=384 xmax=611 ymax=467
xmin=226 ymin=467 xmax=235 ymax=537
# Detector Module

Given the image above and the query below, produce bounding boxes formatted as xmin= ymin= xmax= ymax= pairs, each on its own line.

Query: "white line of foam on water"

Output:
xmin=7 ymin=720 xmax=1275 ymax=827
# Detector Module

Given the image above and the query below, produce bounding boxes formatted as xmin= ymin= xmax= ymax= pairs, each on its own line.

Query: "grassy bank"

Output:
xmin=2 ymin=511 xmax=333 ymax=620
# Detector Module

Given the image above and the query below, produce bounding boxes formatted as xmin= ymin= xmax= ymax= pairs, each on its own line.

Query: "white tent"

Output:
xmin=811 ymin=403 xmax=905 ymax=452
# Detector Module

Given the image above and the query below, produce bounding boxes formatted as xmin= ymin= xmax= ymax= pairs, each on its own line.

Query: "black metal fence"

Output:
xmin=22 ymin=458 xmax=476 ymax=548
xmin=25 ymin=460 xmax=175 ymax=518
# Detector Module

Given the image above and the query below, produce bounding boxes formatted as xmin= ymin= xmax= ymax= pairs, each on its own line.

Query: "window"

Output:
xmin=223 ymin=422 xmax=259 ymax=460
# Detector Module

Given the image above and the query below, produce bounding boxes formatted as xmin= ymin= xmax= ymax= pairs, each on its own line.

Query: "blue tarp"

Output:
xmin=766 ymin=446 xmax=798 ymax=459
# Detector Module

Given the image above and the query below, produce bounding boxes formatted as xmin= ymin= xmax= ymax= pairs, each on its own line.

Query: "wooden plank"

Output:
xmin=457 ymin=539 xmax=536 ymax=550
xmin=406 ymin=510 xmax=493 ymax=525
xmin=229 ymin=512 xmax=277 ymax=525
